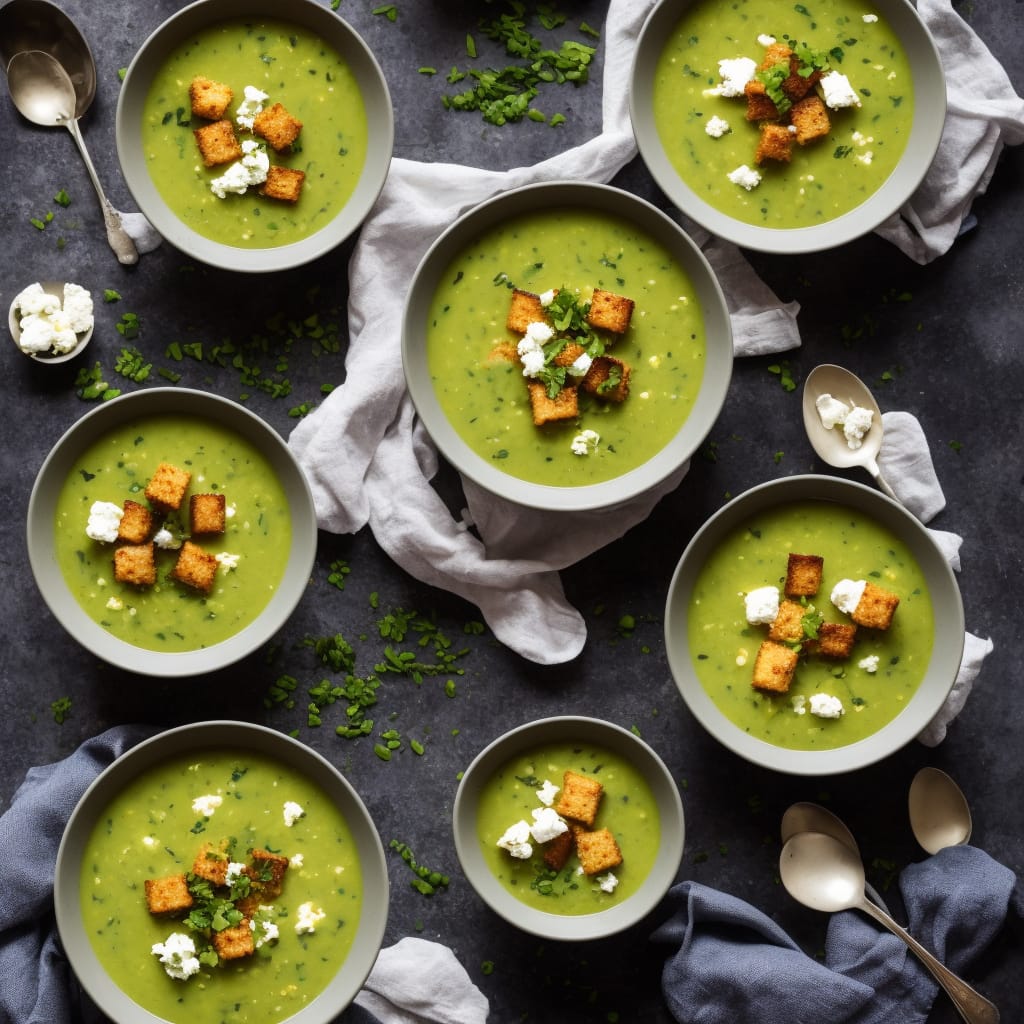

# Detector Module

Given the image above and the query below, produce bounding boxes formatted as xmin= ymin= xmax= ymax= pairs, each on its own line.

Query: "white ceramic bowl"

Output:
xmin=630 ymin=0 xmax=946 ymax=253
xmin=9 ymin=280 xmax=94 ymax=363
xmin=664 ymin=475 xmax=964 ymax=775
xmin=453 ymin=716 xmax=685 ymax=940
xmin=402 ymin=180 xmax=732 ymax=512
xmin=115 ymin=0 xmax=393 ymax=272
xmin=54 ymin=720 xmax=388 ymax=1024
xmin=26 ymin=387 xmax=317 ymax=676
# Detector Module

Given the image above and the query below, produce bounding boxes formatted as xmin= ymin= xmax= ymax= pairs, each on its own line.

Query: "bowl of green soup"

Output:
xmin=664 ymin=475 xmax=964 ymax=774
xmin=54 ymin=720 xmax=389 ymax=1024
xmin=402 ymin=180 xmax=733 ymax=512
xmin=26 ymin=387 xmax=317 ymax=677
xmin=116 ymin=0 xmax=393 ymax=271
xmin=630 ymin=0 xmax=946 ymax=252
xmin=453 ymin=716 xmax=685 ymax=940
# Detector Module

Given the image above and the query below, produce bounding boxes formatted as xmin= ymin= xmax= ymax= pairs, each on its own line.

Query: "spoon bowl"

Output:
xmin=781 ymin=802 xmax=860 ymax=854
xmin=909 ymin=767 xmax=973 ymax=854
xmin=802 ymin=364 xmax=899 ymax=502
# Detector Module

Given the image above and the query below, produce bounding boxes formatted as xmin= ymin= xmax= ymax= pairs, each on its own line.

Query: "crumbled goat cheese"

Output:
xmin=709 ymin=56 xmax=757 ymax=97
xmin=539 ymin=289 xmax=556 ymax=306
xmin=290 ymin=853 xmax=305 ymax=868
xmin=215 ymin=551 xmax=241 ymax=571
xmin=86 ymin=501 xmax=124 ymax=543
xmin=152 ymin=932 xmax=201 ymax=980
xmin=235 ymin=84 xmax=268 ymax=130
xmin=210 ymin=139 xmax=269 ymax=198
xmin=536 ymin=779 xmax=560 ymax=806
xmin=705 ymin=115 xmax=731 ymax=138
xmin=191 ymin=793 xmax=223 ymax=817
xmin=792 ymin=695 xmax=808 ymax=716
xmin=862 ymin=13 xmax=879 ymax=21
xmin=153 ymin=527 xmax=181 ymax=550
xmin=820 ymin=70 xmax=862 ymax=109
xmin=744 ymin=585 xmax=781 ymax=625
xmin=815 ymin=393 xmax=851 ymax=429
xmin=62 ymin=283 xmax=94 ymax=333
xmin=226 ymin=861 xmax=247 ymax=885
xmin=597 ymin=872 xmax=619 ymax=893
xmin=525 ymin=320 xmax=554 ymax=345
xmin=496 ymin=819 xmax=533 ymax=859
xmin=105 ymin=596 xmax=123 ymax=611
xmin=842 ymin=405 xmax=874 ymax=449
xmin=568 ymin=352 xmax=592 ymax=377
xmin=858 ymin=654 xmax=880 ymax=673
xmin=809 ymin=693 xmax=845 ymax=719
xmin=571 ymin=429 xmax=601 ymax=456
xmin=14 ymin=282 xmax=93 ymax=355
xmin=295 ymin=901 xmax=326 ymax=934
xmin=831 ymin=578 xmax=867 ymax=616
xmin=517 ymin=321 xmax=554 ymax=378
xmin=13 ymin=282 xmax=60 ymax=317
xmin=757 ymin=33 xmax=777 ymax=46
xmin=530 ymin=806 xmax=569 ymax=844
xmin=283 ymin=801 xmax=305 ymax=827
xmin=727 ymin=164 xmax=762 ymax=190
xmin=251 ymin=907 xmax=280 ymax=948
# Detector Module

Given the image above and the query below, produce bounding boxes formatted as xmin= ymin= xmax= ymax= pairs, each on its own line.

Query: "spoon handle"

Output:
xmin=858 ymin=897 xmax=999 ymax=1023
xmin=865 ymin=458 xmax=901 ymax=503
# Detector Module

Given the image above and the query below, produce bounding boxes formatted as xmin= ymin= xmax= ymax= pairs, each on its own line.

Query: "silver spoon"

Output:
xmin=780 ymin=831 xmax=999 ymax=1024
xmin=802 ymin=363 xmax=899 ymax=503
xmin=6 ymin=49 xmax=138 ymax=264
xmin=909 ymin=767 xmax=973 ymax=855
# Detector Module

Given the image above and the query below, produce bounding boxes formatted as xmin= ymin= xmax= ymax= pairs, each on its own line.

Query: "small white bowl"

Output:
xmin=9 ymin=280 xmax=94 ymax=363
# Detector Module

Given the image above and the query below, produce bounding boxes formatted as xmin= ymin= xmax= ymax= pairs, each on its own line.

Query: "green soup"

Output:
xmin=142 ymin=18 xmax=368 ymax=248
xmin=79 ymin=748 xmax=363 ymax=1024
xmin=652 ymin=0 xmax=914 ymax=228
xmin=425 ymin=207 xmax=707 ymax=486
xmin=54 ymin=414 xmax=291 ymax=652
xmin=689 ymin=500 xmax=934 ymax=750
xmin=476 ymin=741 xmax=661 ymax=915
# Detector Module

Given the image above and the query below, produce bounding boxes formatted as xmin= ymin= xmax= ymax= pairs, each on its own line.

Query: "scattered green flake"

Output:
xmin=444 ymin=679 xmax=457 ymax=698
xmin=264 ymin=674 xmax=299 ymax=709
xmin=51 ymin=696 xmax=73 ymax=724
xmin=103 ymin=289 xmax=122 ymax=303
xmin=331 ymin=0 xmax=341 ymax=9
xmin=372 ymin=3 xmax=397 ymax=20
xmin=326 ymin=559 xmax=351 ymax=591
xmin=948 ymin=440 xmax=963 ymax=454
xmin=389 ymin=840 xmax=450 ymax=896
xmin=117 ymin=68 xmax=127 ymax=81
xmin=481 ymin=960 xmax=495 ymax=976
xmin=114 ymin=346 xmax=153 ymax=382
xmin=53 ymin=189 xmax=71 ymax=208
xmin=410 ymin=738 xmax=425 ymax=756
xmin=579 ymin=22 xmax=600 ymax=38
xmin=767 ymin=361 xmax=797 ymax=392
xmin=774 ymin=450 xmax=785 ymax=464
xmin=116 ymin=312 xmax=141 ymax=340
xmin=30 ymin=216 xmax=47 ymax=231
xmin=466 ymin=34 xmax=477 ymax=58
xmin=418 ymin=67 xmax=437 ymax=75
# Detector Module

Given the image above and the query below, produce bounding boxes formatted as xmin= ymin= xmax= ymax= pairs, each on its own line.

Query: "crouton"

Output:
xmin=752 ymin=640 xmax=799 ymax=693
xmin=755 ymin=123 xmax=794 ymax=164
xmin=252 ymin=102 xmax=302 ymax=151
xmin=554 ymin=770 xmax=603 ymax=826
xmin=553 ymin=341 xmax=587 ymax=368
xmin=113 ymin=543 xmax=156 ymax=586
xmin=189 ymin=76 xmax=233 ymax=120
xmin=542 ymin=829 xmax=574 ymax=871
xmin=117 ymin=499 xmax=154 ymax=544
xmin=790 ymin=95 xmax=831 ymax=144
xmin=259 ymin=165 xmax=306 ymax=204
xmin=144 ymin=874 xmax=193 ymax=916
xmin=760 ymin=43 xmax=821 ymax=102
xmin=212 ymin=920 xmax=254 ymax=960
xmin=575 ymin=828 xmax=623 ymax=876
xmin=193 ymin=119 xmax=243 ymax=167
xmin=172 ymin=540 xmax=218 ymax=594
xmin=851 ymin=581 xmax=900 ymax=630
xmin=744 ymin=79 xmax=780 ymax=122
xmin=581 ymin=355 xmax=631 ymax=403
xmin=527 ymin=381 xmax=578 ymax=426
xmin=817 ymin=622 xmax=858 ymax=659
xmin=189 ymin=493 xmax=226 ymax=536
xmin=191 ymin=841 xmax=230 ymax=886
xmin=587 ymin=289 xmax=634 ymax=334
xmin=785 ymin=553 xmax=824 ymax=597
xmin=768 ymin=599 xmax=806 ymax=643
xmin=507 ymin=289 xmax=549 ymax=334
xmin=248 ymin=848 xmax=289 ymax=899
xmin=145 ymin=462 xmax=191 ymax=513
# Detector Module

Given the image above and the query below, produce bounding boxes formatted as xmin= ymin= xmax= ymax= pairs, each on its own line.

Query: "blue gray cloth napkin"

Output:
xmin=652 ymin=848 xmax=1017 ymax=1023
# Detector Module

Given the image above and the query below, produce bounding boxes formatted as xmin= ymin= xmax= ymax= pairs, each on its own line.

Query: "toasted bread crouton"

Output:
xmin=145 ymin=874 xmax=193 ymax=916
xmin=760 ymin=42 xmax=794 ymax=70
xmin=193 ymin=119 xmax=243 ymax=167
xmin=582 ymin=355 xmax=631 ymax=403
xmin=755 ymin=123 xmax=794 ymax=164
xmin=507 ymin=289 xmax=549 ymax=334
xmin=744 ymin=79 xmax=780 ymax=122
xmin=252 ymin=102 xmax=302 ymax=151
xmin=785 ymin=553 xmax=824 ymax=597
xmin=851 ymin=581 xmax=900 ymax=630
xmin=817 ymin=622 xmax=858 ymax=658
xmin=575 ymin=828 xmax=623 ymax=876
xmin=587 ymin=289 xmax=634 ymax=334
xmin=212 ymin=920 xmax=254 ymax=960
xmin=172 ymin=540 xmax=218 ymax=593
xmin=555 ymin=770 xmax=604 ymax=826
xmin=790 ymin=95 xmax=831 ymax=144
xmin=768 ymin=599 xmax=805 ymax=643
xmin=527 ymin=381 xmax=578 ymax=426
xmin=114 ymin=543 xmax=156 ymax=586
xmin=117 ymin=500 xmax=154 ymax=544
xmin=760 ymin=43 xmax=821 ymax=102
xmin=248 ymin=848 xmax=290 ymax=899
xmin=190 ymin=493 xmax=226 ymax=536
xmin=752 ymin=640 xmax=799 ymax=693
xmin=189 ymin=76 xmax=233 ymax=120
xmin=192 ymin=840 xmax=230 ymax=886
xmin=145 ymin=462 xmax=192 ymax=513
xmin=259 ymin=165 xmax=306 ymax=204
xmin=553 ymin=341 xmax=587 ymax=368
xmin=542 ymin=829 xmax=574 ymax=871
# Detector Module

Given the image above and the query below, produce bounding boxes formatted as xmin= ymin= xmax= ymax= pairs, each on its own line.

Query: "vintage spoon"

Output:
xmin=909 ymin=767 xmax=973 ymax=855
xmin=6 ymin=49 xmax=138 ymax=264
xmin=780 ymin=831 xmax=999 ymax=1024
xmin=802 ymin=363 xmax=899 ymax=502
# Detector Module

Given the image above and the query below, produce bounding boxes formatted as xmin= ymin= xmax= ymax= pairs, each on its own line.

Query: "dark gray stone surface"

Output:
xmin=1 ymin=1 xmax=1021 ymax=1022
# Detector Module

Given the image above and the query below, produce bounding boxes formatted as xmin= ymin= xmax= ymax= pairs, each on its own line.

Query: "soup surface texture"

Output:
xmin=142 ymin=18 xmax=368 ymax=248
xmin=688 ymin=500 xmax=934 ymax=749
xmin=652 ymin=0 xmax=914 ymax=228
xmin=54 ymin=413 xmax=291 ymax=652
xmin=425 ymin=206 xmax=707 ymax=486
xmin=79 ymin=747 xmax=364 ymax=1024
xmin=476 ymin=740 xmax=662 ymax=914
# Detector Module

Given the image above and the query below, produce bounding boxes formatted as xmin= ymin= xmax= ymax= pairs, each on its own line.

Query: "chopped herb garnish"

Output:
xmin=54 ymin=188 xmax=71 ymax=207
xmin=51 ymin=696 xmax=73 ymax=724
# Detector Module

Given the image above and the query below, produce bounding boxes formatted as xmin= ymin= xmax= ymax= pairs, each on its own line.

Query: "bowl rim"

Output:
xmin=663 ymin=474 xmax=965 ymax=775
xmin=9 ymin=279 xmax=94 ymax=364
xmin=114 ymin=0 xmax=394 ymax=272
xmin=401 ymin=179 xmax=733 ymax=512
xmin=25 ymin=387 xmax=318 ymax=677
xmin=53 ymin=719 xmax=389 ymax=1024
xmin=452 ymin=715 xmax=685 ymax=940
xmin=629 ymin=0 xmax=947 ymax=254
